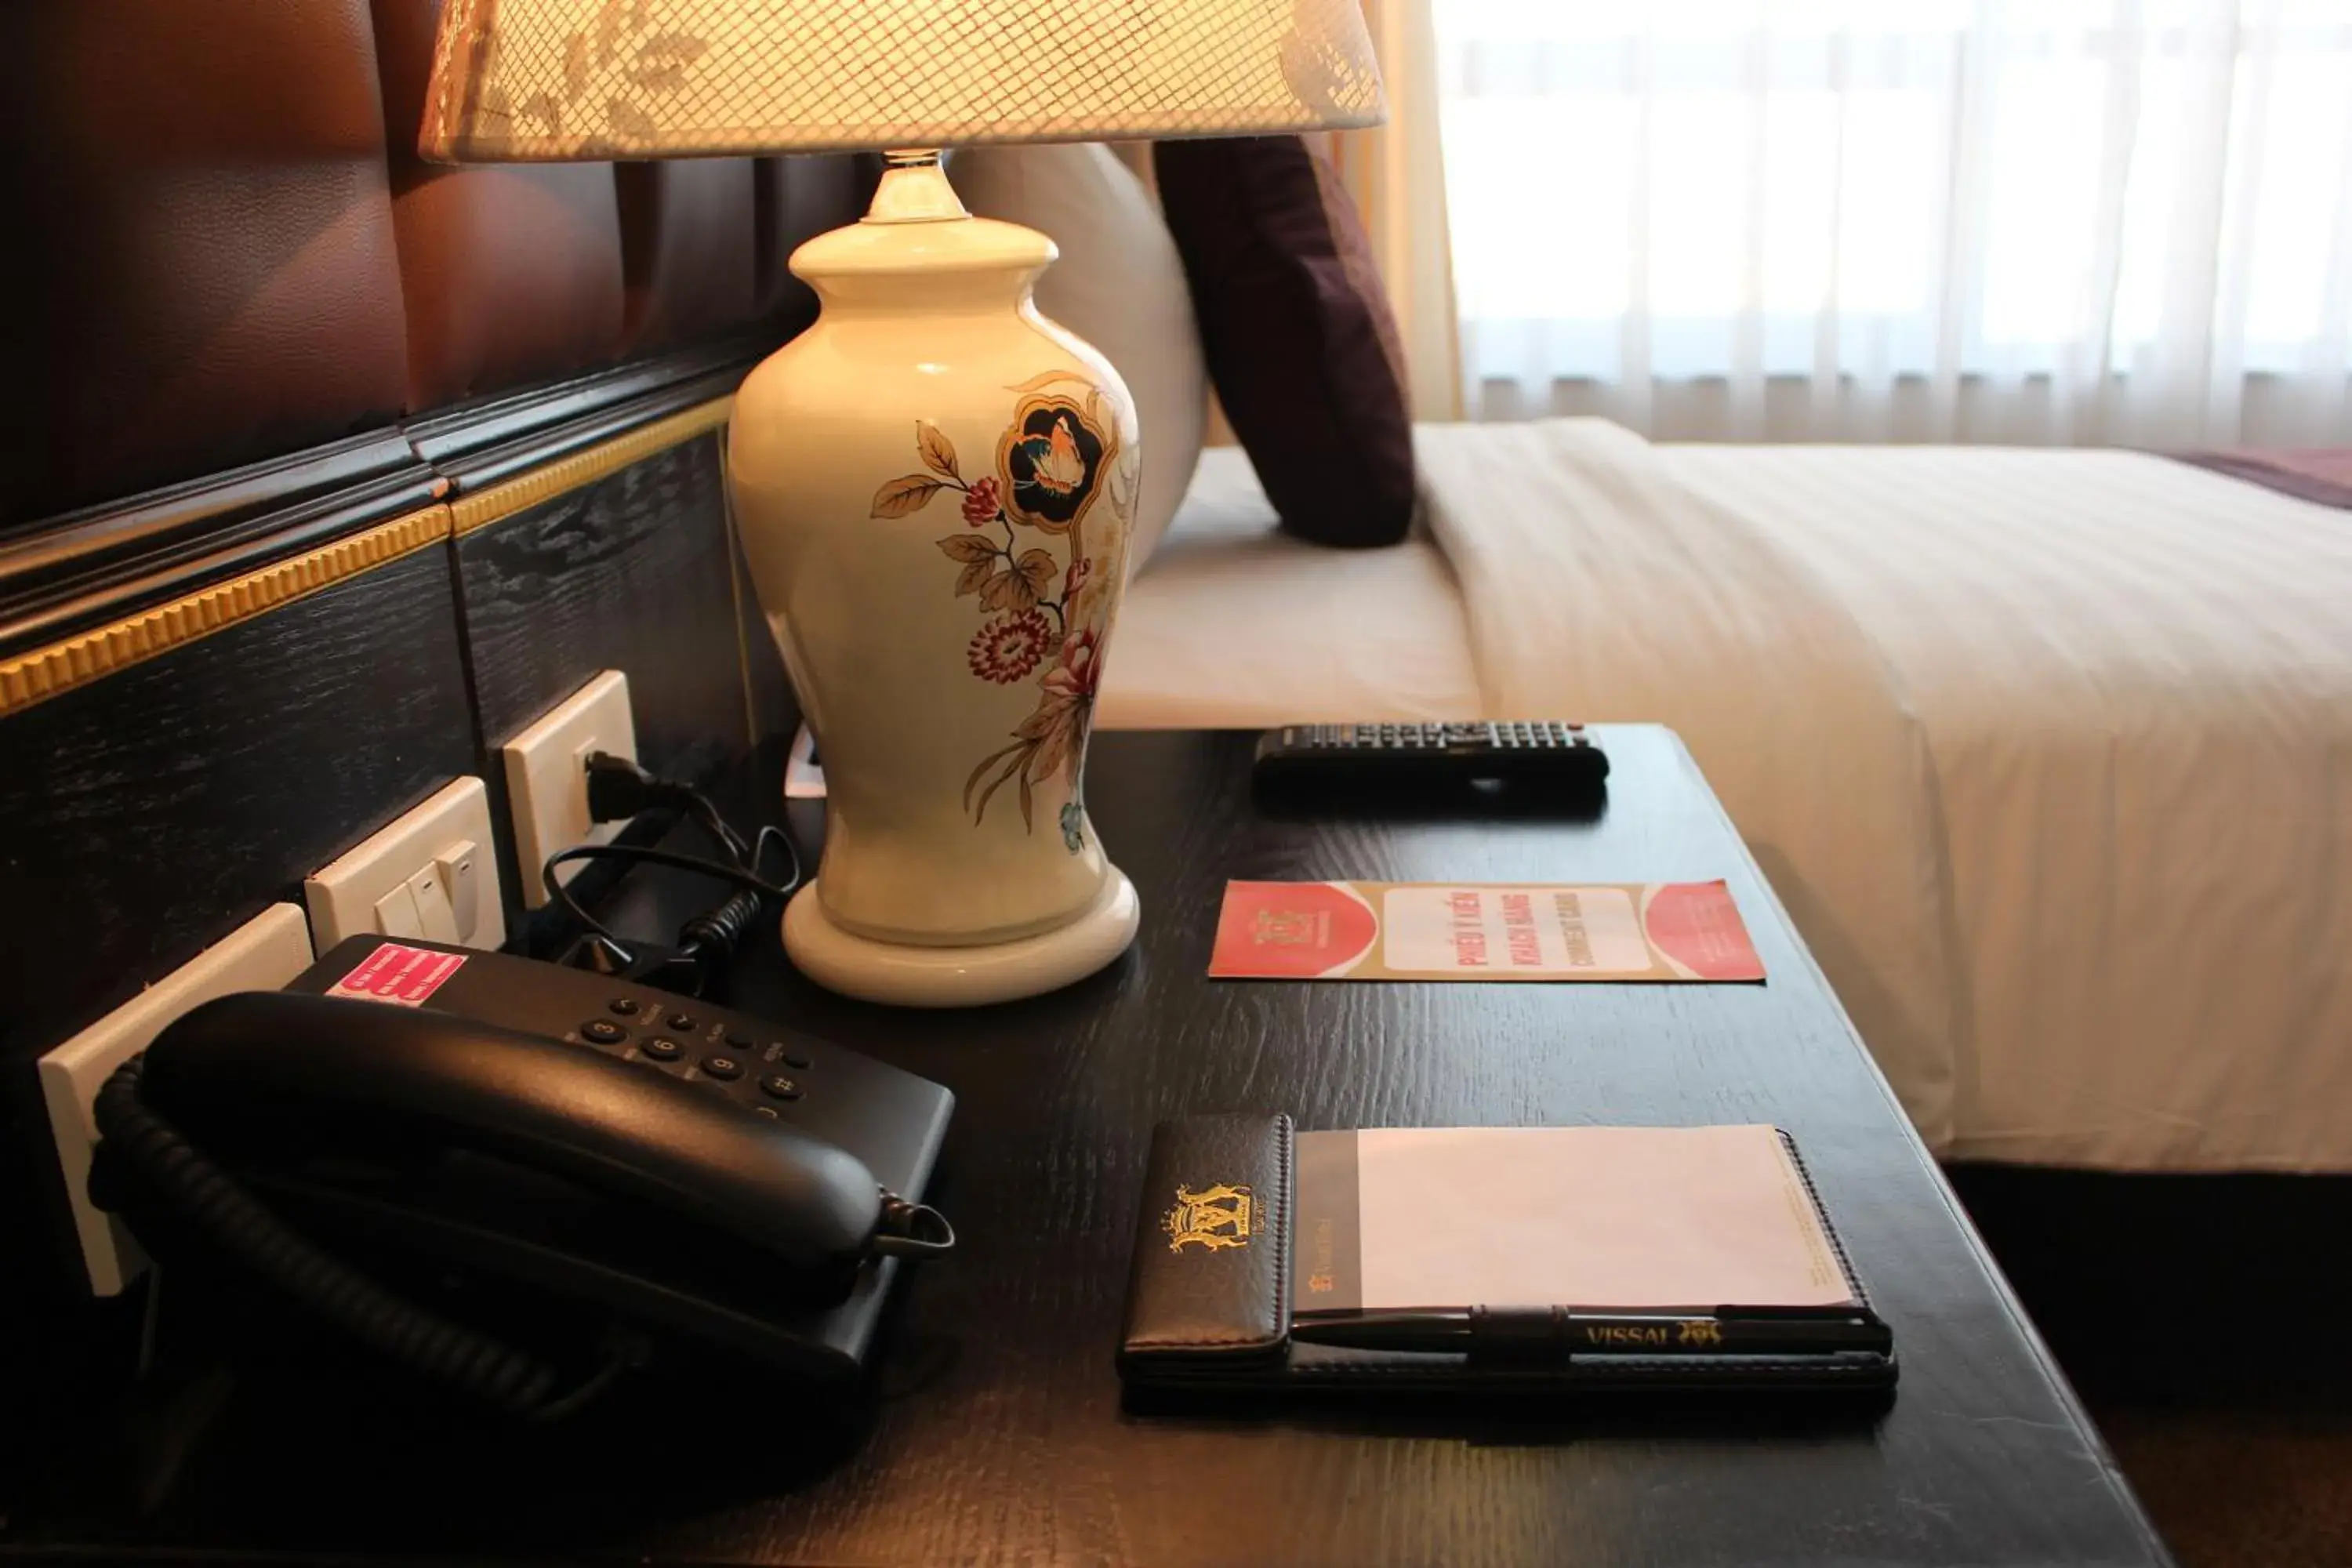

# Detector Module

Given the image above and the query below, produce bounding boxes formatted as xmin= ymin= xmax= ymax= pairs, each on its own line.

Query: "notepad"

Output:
xmin=1291 ymin=1125 xmax=1858 ymax=1315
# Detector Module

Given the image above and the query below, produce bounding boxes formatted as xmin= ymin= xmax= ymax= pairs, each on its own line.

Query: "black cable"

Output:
xmin=583 ymin=753 xmax=761 ymax=871
xmin=543 ymin=844 xmax=794 ymax=946
xmin=750 ymin=824 xmax=797 ymax=884
xmin=547 ymin=757 xmax=804 ymax=989
xmin=93 ymin=1058 xmax=622 ymax=1421
xmin=872 ymin=1195 xmax=956 ymax=1259
xmin=676 ymin=886 xmax=766 ymax=960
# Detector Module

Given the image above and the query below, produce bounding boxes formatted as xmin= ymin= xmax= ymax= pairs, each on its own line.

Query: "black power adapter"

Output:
xmin=544 ymin=753 xmax=802 ymax=996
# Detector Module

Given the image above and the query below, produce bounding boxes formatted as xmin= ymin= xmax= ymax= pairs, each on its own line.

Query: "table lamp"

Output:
xmin=420 ymin=2 xmax=1385 ymax=1006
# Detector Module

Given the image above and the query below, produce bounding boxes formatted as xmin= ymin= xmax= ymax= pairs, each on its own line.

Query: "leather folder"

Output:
xmin=1118 ymin=1114 xmax=1898 ymax=1397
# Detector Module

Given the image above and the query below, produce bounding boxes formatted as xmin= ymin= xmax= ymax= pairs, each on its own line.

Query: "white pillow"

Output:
xmin=950 ymin=143 xmax=1207 ymax=575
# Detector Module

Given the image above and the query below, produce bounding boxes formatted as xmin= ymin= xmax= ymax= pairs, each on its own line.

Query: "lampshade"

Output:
xmin=419 ymin=0 xmax=1386 ymax=162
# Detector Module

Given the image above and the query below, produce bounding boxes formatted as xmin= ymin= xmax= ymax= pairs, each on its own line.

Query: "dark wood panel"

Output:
xmin=0 ymin=448 xmax=439 ymax=660
xmin=673 ymin=728 xmax=2167 ymax=1567
xmin=454 ymin=431 xmax=753 ymax=930
xmin=2 ymin=341 xmax=778 ymax=661
xmin=14 ymin=729 xmax=2169 ymax=1567
xmin=0 ymin=541 xmax=477 ymax=1304
xmin=406 ymin=340 xmax=761 ymax=477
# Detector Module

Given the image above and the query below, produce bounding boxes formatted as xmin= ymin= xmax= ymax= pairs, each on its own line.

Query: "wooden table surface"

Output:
xmin=29 ymin=728 xmax=2171 ymax=1566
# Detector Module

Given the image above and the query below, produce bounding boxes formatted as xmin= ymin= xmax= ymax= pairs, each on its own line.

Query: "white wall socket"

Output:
xmin=306 ymin=776 xmax=504 ymax=951
xmin=503 ymin=670 xmax=637 ymax=909
xmin=38 ymin=904 xmax=314 ymax=1296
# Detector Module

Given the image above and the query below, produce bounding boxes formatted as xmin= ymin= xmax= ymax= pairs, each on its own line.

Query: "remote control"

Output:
xmin=1252 ymin=721 xmax=1610 ymax=801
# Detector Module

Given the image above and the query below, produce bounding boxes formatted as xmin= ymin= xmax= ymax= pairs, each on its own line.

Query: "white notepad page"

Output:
xmin=1344 ymin=1125 xmax=1855 ymax=1312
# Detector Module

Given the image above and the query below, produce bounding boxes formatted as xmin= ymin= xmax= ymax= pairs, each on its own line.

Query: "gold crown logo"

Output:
xmin=1163 ymin=1182 xmax=1254 ymax=1252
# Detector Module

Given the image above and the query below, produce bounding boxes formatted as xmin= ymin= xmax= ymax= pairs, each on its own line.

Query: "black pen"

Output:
xmin=1289 ymin=1305 xmax=1892 ymax=1358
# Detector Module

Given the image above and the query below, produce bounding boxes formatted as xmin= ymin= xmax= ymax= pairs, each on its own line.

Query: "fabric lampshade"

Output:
xmin=419 ymin=0 xmax=1386 ymax=162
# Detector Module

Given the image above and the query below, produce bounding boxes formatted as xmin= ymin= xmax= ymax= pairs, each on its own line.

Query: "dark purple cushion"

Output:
xmin=1154 ymin=136 xmax=1415 ymax=549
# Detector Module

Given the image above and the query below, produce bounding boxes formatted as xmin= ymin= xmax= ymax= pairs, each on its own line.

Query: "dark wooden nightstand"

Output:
xmin=21 ymin=727 xmax=2170 ymax=1566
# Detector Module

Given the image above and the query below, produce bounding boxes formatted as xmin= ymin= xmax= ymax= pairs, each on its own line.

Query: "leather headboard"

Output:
xmin=618 ymin=160 xmax=760 ymax=354
xmin=369 ymin=0 xmax=628 ymax=412
xmin=754 ymin=156 xmax=874 ymax=332
xmin=2 ymin=0 xmax=410 ymax=526
xmin=1 ymin=0 xmax=875 ymax=529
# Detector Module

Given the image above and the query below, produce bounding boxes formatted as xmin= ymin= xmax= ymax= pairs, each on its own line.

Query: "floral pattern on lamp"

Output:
xmin=870 ymin=377 xmax=1132 ymax=851
xmin=418 ymin=0 xmax=1382 ymax=1010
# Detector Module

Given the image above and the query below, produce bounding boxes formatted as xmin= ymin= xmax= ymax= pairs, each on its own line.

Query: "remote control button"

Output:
xmin=724 ymin=1029 xmax=754 ymax=1050
xmin=581 ymin=1019 xmax=628 ymax=1044
xmin=753 ymin=1105 xmax=781 ymax=1120
xmin=699 ymin=1054 xmax=743 ymax=1080
xmin=760 ymin=1075 xmax=803 ymax=1101
xmin=781 ymin=1049 xmax=812 ymax=1070
xmin=641 ymin=1037 xmax=683 ymax=1062
xmin=666 ymin=1011 xmax=697 ymax=1033
xmin=608 ymin=998 xmax=641 ymax=1017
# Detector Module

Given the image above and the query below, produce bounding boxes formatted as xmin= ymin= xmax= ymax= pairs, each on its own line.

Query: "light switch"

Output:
xmin=406 ymin=864 xmax=459 ymax=944
xmin=434 ymin=840 xmax=481 ymax=942
xmin=307 ymin=778 xmax=505 ymax=952
xmin=372 ymin=882 xmax=426 ymax=938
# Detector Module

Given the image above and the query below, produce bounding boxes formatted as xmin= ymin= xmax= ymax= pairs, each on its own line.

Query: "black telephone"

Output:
xmin=90 ymin=937 xmax=955 ymax=1417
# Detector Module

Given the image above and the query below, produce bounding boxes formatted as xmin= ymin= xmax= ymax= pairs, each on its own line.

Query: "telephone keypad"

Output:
xmin=579 ymin=996 xmax=819 ymax=1119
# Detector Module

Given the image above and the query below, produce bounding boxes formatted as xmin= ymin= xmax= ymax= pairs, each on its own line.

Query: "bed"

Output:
xmin=1100 ymin=428 xmax=2352 ymax=1174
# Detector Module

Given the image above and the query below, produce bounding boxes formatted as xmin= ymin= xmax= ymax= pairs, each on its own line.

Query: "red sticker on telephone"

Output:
xmin=336 ymin=942 xmax=466 ymax=1007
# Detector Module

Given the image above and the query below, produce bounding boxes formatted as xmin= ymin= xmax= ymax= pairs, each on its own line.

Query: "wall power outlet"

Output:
xmin=503 ymin=670 xmax=637 ymax=909
xmin=37 ymin=904 xmax=314 ymax=1295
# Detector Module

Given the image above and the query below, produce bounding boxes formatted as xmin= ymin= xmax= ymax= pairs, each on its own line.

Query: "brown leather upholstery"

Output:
xmin=753 ymin=157 xmax=872 ymax=332
xmin=0 ymin=3 xmax=874 ymax=527
xmin=2 ymin=1 xmax=410 ymax=525
xmin=370 ymin=0 xmax=626 ymax=411
xmin=617 ymin=160 xmax=760 ymax=354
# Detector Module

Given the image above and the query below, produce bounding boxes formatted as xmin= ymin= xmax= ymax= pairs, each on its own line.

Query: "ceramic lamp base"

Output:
xmin=782 ymin=866 xmax=1139 ymax=1007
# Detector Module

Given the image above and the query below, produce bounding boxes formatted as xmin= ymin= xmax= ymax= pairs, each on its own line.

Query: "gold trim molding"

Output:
xmin=0 ymin=505 xmax=452 ymax=720
xmin=448 ymin=395 xmax=734 ymax=537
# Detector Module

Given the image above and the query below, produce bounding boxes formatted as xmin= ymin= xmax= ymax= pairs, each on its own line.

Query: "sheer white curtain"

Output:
xmin=1329 ymin=0 xmax=1465 ymax=419
xmin=1435 ymin=0 xmax=2352 ymax=446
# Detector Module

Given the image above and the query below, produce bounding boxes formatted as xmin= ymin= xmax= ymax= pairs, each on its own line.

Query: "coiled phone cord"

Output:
xmin=872 ymin=1194 xmax=956 ymax=1259
xmin=93 ymin=1057 xmax=623 ymax=1421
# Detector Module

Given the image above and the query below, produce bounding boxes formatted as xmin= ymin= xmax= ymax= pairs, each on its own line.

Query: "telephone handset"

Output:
xmin=92 ymin=938 xmax=955 ymax=1416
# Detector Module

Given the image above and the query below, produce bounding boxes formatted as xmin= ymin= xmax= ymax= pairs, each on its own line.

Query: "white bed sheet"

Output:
xmin=1107 ymin=426 xmax=2352 ymax=1172
xmin=1098 ymin=447 xmax=1485 ymax=728
xmin=1666 ymin=442 xmax=2352 ymax=1171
